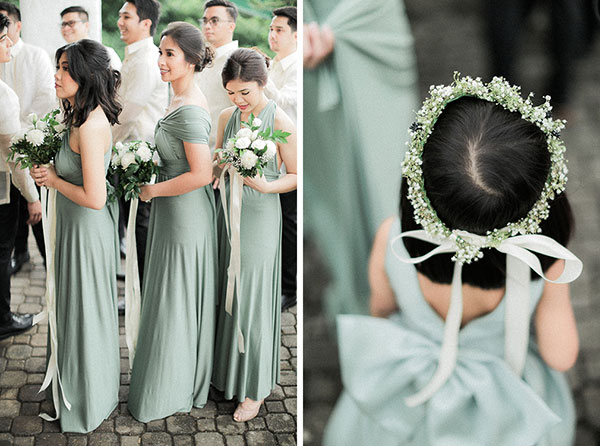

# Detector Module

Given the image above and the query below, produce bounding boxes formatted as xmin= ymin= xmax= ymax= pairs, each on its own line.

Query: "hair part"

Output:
xmin=161 ymin=22 xmax=214 ymax=73
xmin=222 ymin=48 xmax=269 ymax=88
xmin=273 ymin=6 xmax=297 ymax=32
xmin=401 ymin=96 xmax=573 ymax=288
xmin=126 ymin=0 xmax=161 ymax=36
xmin=204 ymin=0 xmax=238 ymax=22
xmin=60 ymin=6 xmax=89 ymax=21
xmin=0 ymin=2 xmax=19 ymax=21
xmin=55 ymin=39 xmax=122 ymax=128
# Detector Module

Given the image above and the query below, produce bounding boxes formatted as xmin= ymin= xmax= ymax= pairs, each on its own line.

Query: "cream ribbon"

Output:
xmin=34 ymin=185 xmax=72 ymax=420
xmin=390 ymin=229 xmax=583 ymax=407
xmin=219 ymin=166 xmax=246 ymax=354
xmin=124 ymin=198 xmax=141 ymax=369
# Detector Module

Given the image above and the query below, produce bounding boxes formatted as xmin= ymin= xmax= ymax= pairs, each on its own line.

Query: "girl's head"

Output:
xmin=159 ymin=21 xmax=214 ymax=81
xmin=401 ymin=96 xmax=573 ymax=288
xmin=55 ymin=39 xmax=121 ymax=127
xmin=222 ymin=48 xmax=269 ymax=113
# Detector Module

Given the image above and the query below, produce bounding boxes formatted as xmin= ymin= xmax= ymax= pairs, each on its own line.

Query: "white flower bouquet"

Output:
xmin=108 ymin=141 xmax=159 ymax=201
xmin=8 ymin=109 xmax=65 ymax=168
xmin=216 ymin=114 xmax=291 ymax=178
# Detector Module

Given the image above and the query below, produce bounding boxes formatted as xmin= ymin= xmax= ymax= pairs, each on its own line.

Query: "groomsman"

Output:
xmin=113 ymin=0 xmax=167 ymax=289
xmin=196 ymin=0 xmax=239 ymax=152
xmin=0 ymin=13 xmax=41 ymax=339
xmin=0 ymin=2 xmax=55 ymax=275
xmin=59 ymin=5 xmax=122 ymax=70
xmin=265 ymin=7 xmax=298 ymax=310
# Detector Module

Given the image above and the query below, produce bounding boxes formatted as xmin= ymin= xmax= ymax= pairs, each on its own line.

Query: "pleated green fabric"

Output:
xmin=304 ymin=0 xmax=419 ymax=316
xmin=128 ymin=106 xmax=218 ymax=422
xmin=51 ymin=131 xmax=120 ymax=433
xmin=212 ymin=101 xmax=282 ymax=402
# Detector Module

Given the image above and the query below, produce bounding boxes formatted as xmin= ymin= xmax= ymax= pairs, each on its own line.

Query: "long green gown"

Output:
xmin=304 ymin=0 xmax=419 ymax=316
xmin=128 ymin=106 xmax=218 ymax=422
xmin=52 ymin=130 xmax=120 ymax=433
xmin=323 ymin=218 xmax=575 ymax=446
xmin=212 ymin=101 xmax=282 ymax=402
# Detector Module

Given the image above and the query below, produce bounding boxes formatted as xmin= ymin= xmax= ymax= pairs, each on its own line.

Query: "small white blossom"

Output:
xmin=236 ymin=128 xmax=253 ymax=139
xmin=10 ymin=133 xmax=24 ymax=145
xmin=235 ymin=137 xmax=251 ymax=149
xmin=226 ymin=139 xmax=235 ymax=151
xmin=253 ymin=117 xmax=262 ymax=127
xmin=137 ymin=143 xmax=153 ymax=162
xmin=26 ymin=129 xmax=45 ymax=146
xmin=53 ymin=123 xmax=66 ymax=134
xmin=251 ymin=139 xmax=266 ymax=151
xmin=120 ymin=151 xmax=136 ymax=169
xmin=35 ymin=120 xmax=48 ymax=131
xmin=27 ymin=113 xmax=38 ymax=124
xmin=264 ymin=140 xmax=277 ymax=160
xmin=240 ymin=150 xmax=258 ymax=169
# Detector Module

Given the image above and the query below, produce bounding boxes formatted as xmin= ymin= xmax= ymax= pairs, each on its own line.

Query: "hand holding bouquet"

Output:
xmin=8 ymin=109 xmax=65 ymax=168
xmin=216 ymin=114 xmax=291 ymax=178
xmin=109 ymin=141 xmax=159 ymax=201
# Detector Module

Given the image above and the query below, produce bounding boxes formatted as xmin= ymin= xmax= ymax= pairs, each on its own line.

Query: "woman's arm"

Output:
xmin=369 ymin=217 xmax=399 ymax=318
xmin=534 ymin=259 xmax=579 ymax=371
xmin=243 ymin=111 xmax=297 ymax=194
xmin=139 ymin=141 xmax=212 ymax=201
xmin=31 ymin=116 xmax=110 ymax=210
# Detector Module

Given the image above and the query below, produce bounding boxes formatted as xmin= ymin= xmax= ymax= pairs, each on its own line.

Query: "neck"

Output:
xmin=214 ymin=37 xmax=233 ymax=49
xmin=170 ymin=71 xmax=195 ymax=99
xmin=275 ymin=47 xmax=295 ymax=61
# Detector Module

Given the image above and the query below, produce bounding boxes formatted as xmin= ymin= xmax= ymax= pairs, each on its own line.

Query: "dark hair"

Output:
xmin=222 ymin=48 xmax=269 ymax=88
xmin=60 ymin=6 xmax=89 ymax=22
xmin=0 ymin=2 xmax=19 ymax=21
xmin=126 ymin=0 xmax=161 ymax=36
xmin=0 ymin=12 xmax=8 ymax=33
xmin=204 ymin=0 xmax=238 ymax=22
xmin=273 ymin=6 xmax=297 ymax=32
xmin=401 ymin=96 xmax=573 ymax=289
xmin=55 ymin=39 xmax=122 ymax=128
xmin=160 ymin=22 xmax=214 ymax=72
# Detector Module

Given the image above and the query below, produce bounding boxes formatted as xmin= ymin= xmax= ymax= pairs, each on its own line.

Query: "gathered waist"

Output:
xmin=158 ymin=159 xmax=190 ymax=179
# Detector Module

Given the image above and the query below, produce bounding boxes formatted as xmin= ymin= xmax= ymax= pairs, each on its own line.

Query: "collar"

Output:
xmin=215 ymin=40 xmax=238 ymax=59
xmin=10 ymin=38 xmax=23 ymax=58
xmin=125 ymin=36 xmax=154 ymax=58
xmin=273 ymin=51 xmax=297 ymax=71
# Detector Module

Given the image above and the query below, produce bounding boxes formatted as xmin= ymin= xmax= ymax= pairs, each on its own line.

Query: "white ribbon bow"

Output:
xmin=390 ymin=229 xmax=582 ymax=407
xmin=124 ymin=198 xmax=141 ymax=369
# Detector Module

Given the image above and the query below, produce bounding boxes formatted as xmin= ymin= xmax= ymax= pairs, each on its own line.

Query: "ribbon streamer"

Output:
xmin=124 ymin=198 xmax=141 ymax=369
xmin=219 ymin=167 xmax=246 ymax=354
xmin=390 ymin=229 xmax=582 ymax=406
xmin=35 ymin=186 xmax=72 ymax=420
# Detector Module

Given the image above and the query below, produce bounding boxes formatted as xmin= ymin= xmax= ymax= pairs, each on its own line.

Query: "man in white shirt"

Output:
xmin=264 ymin=7 xmax=298 ymax=311
xmin=0 ymin=14 xmax=41 ymax=339
xmin=60 ymin=6 xmax=122 ymax=71
xmin=265 ymin=6 xmax=297 ymax=124
xmin=114 ymin=0 xmax=166 ymax=287
xmin=0 ymin=2 xmax=54 ymax=274
xmin=195 ymin=0 xmax=239 ymax=152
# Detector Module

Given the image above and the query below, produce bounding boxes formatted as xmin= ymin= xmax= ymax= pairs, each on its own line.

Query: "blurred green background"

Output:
xmin=4 ymin=0 xmax=296 ymax=59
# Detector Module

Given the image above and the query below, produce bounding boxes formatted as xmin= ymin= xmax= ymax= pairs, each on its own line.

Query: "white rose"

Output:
xmin=251 ymin=139 xmax=266 ymax=151
xmin=27 ymin=113 xmax=38 ymax=124
xmin=111 ymin=151 xmax=121 ymax=167
xmin=35 ymin=120 xmax=48 ymax=131
xmin=137 ymin=143 xmax=153 ymax=162
xmin=264 ymin=140 xmax=277 ymax=160
xmin=53 ymin=123 xmax=66 ymax=134
xmin=236 ymin=127 xmax=253 ymax=139
xmin=240 ymin=150 xmax=258 ymax=170
xmin=253 ymin=117 xmax=262 ymax=127
xmin=120 ymin=151 xmax=136 ymax=169
xmin=251 ymin=130 xmax=259 ymax=139
xmin=225 ymin=138 xmax=235 ymax=151
xmin=235 ymin=136 xmax=251 ymax=149
xmin=26 ymin=129 xmax=45 ymax=146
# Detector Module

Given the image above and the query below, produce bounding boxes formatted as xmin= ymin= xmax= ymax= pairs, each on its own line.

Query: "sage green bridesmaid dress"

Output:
xmin=128 ymin=105 xmax=218 ymax=422
xmin=52 ymin=130 xmax=120 ymax=433
xmin=212 ymin=100 xmax=282 ymax=402
xmin=304 ymin=0 xmax=419 ymax=316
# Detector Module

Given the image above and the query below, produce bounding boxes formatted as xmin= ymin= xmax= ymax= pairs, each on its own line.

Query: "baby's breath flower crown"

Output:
xmin=402 ymin=73 xmax=568 ymax=264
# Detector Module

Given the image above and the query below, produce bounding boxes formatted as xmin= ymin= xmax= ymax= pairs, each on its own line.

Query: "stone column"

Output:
xmin=20 ymin=0 xmax=102 ymax=60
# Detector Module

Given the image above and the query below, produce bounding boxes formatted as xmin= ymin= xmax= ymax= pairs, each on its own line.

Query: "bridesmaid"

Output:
xmin=30 ymin=40 xmax=121 ymax=432
xmin=212 ymin=48 xmax=297 ymax=422
xmin=128 ymin=22 xmax=217 ymax=422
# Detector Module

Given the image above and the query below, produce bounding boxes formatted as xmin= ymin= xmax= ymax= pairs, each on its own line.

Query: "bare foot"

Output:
xmin=233 ymin=397 xmax=263 ymax=422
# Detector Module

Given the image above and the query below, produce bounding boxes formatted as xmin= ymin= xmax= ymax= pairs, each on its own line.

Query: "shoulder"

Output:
xmin=375 ymin=217 xmax=397 ymax=248
xmin=274 ymin=106 xmax=295 ymax=133
xmin=79 ymin=107 xmax=110 ymax=136
xmin=218 ymin=106 xmax=236 ymax=124
xmin=181 ymin=87 xmax=210 ymax=111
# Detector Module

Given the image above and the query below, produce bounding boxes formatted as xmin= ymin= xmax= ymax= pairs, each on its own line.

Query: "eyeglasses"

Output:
xmin=60 ymin=20 xmax=84 ymax=29
xmin=200 ymin=17 xmax=232 ymax=27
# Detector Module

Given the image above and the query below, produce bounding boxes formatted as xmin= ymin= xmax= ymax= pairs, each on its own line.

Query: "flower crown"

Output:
xmin=402 ymin=73 xmax=568 ymax=264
